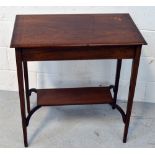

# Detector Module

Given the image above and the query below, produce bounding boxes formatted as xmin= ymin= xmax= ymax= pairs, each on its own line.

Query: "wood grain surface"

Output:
xmin=11 ymin=14 xmax=146 ymax=48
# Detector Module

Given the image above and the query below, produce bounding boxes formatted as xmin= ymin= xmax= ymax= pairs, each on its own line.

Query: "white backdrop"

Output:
xmin=0 ymin=6 xmax=155 ymax=103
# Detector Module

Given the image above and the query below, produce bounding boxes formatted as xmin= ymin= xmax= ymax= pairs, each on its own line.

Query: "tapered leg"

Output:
xmin=123 ymin=46 xmax=141 ymax=143
xmin=112 ymin=59 xmax=122 ymax=109
xmin=16 ymin=49 xmax=28 ymax=147
xmin=23 ymin=61 xmax=30 ymax=114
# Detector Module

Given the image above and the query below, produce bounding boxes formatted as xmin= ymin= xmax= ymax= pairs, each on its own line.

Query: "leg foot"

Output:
xmin=112 ymin=105 xmax=116 ymax=109
xmin=24 ymin=141 xmax=28 ymax=147
xmin=123 ymin=137 xmax=127 ymax=143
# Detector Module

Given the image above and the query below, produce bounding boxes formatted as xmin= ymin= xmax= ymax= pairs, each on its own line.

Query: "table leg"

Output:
xmin=123 ymin=46 xmax=141 ymax=143
xmin=16 ymin=49 xmax=28 ymax=147
xmin=23 ymin=61 xmax=30 ymax=114
xmin=112 ymin=59 xmax=122 ymax=109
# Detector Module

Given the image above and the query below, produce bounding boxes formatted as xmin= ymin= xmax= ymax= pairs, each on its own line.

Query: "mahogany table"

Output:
xmin=10 ymin=14 xmax=146 ymax=147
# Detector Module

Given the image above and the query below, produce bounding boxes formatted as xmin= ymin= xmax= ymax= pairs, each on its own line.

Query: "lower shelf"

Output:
xmin=37 ymin=87 xmax=113 ymax=106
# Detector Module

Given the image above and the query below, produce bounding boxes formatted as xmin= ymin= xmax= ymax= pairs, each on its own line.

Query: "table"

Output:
xmin=10 ymin=14 xmax=146 ymax=147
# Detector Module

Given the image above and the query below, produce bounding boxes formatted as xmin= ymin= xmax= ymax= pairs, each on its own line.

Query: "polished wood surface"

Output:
xmin=11 ymin=14 xmax=147 ymax=147
xmin=15 ymin=49 xmax=28 ymax=147
xmin=37 ymin=87 xmax=113 ymax=106
xmin=123 ymin=46 xmax=142 ymax=143
xmin=11 ymin=14 xmax=146 ymax=48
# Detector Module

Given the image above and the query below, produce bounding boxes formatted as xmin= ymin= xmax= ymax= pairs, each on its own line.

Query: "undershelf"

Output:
xmin=37 ymin=87 xmax=113 ymax=106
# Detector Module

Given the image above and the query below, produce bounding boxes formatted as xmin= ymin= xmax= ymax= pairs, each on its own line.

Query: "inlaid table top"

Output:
xmin=10 ymin=14 xmax=146 ymax=48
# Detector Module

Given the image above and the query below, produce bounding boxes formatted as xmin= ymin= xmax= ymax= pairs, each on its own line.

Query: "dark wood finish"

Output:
xmin=37 ymin=87 xmax=113 ymax=106
xmin=11 ymin=14 xmax=146 ymax=147
xmin=26 ymin=105 xmax=42 ymax=127
xmin=23 ymin=61 xmax=30 ymax=114
xmin=112 ymin=59 xmax=122 ymax=109
xmin=123 ymin=46 xmax=141 ymax=143
xmin=21 ymin=46 xmax=135 ymax=61
xmin=11 ymin=14 xmax=146 ymax=48
xmin=15 ymin=49 xmax=28 ymax=147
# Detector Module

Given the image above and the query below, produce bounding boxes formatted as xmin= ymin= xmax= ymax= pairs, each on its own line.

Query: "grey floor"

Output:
xmin=0 ymin=90 xmax=155 ymax=148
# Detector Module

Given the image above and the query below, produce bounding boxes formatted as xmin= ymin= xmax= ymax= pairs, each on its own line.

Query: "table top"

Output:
xmin=10 ymin=14 xmax=146 ymax=48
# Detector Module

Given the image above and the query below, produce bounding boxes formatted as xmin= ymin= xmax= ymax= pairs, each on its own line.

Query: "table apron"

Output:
xmin=20 ymin=46 xmax=136 ymax=61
